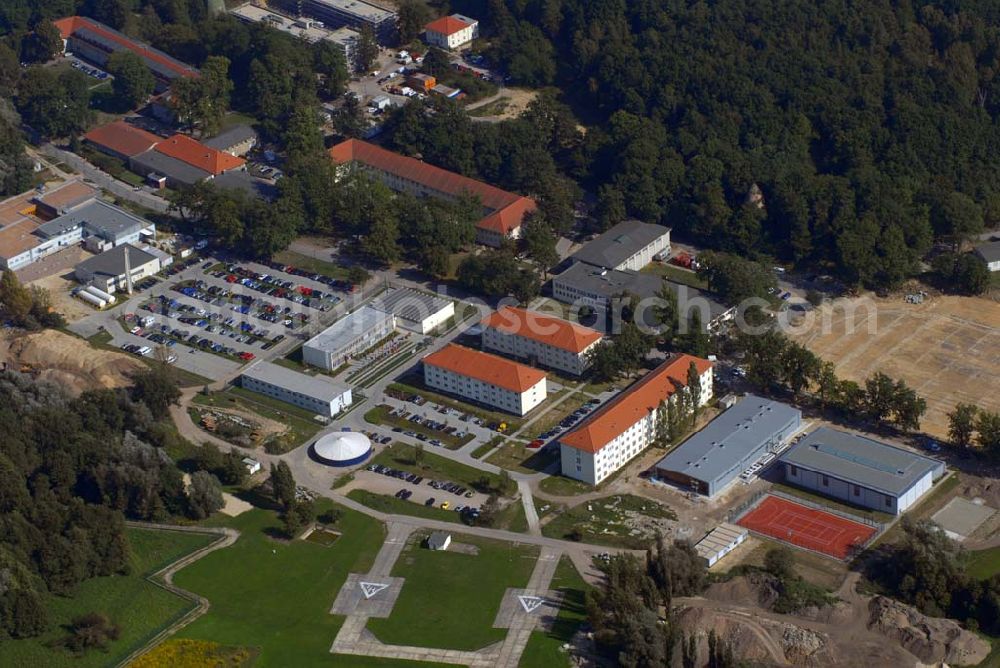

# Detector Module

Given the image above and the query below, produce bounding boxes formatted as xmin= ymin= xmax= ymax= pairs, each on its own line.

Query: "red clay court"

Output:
xmin=737 ymin=495 xmax=877 ymax=559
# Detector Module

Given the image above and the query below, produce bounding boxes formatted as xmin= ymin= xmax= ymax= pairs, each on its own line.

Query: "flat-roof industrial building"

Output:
xmin=302 ymin=306 xmax=396 ymax=371
xmin=778 ymin=427 xmax=946 ymax=515
xmin=570 ymin=220 xmax=671 ymax=272
xmin=655 ymin=395 xmax=802 ymax=497
xmin=74 ymin=243 xmax=161 ymax=292
xmin=241 ymin=361 xmax=353 ymax=417
xmin=297 ymin=0 xmax=397 ymax=43
xmin=372 ymin=288 xmax=454 ymax=334
xmin=230 ymin=4 xmax=361 ymax=69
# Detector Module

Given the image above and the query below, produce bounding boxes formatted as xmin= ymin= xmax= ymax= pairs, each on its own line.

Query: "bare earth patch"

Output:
xmin=0 ymin=329 xmax=144 ymax=394
xmin=218 ymin=492 xmax=253 ymax=517
xmin=787 ymin=293 xmax=1000 ymax=439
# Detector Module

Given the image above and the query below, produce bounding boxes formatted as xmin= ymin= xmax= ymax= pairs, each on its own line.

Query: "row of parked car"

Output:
xmin=528 ymin=398 xmax=603 ymax=448
xmin=368 ymin=464 xmax=423 ymax=485
xmin=218 ymin=265 xmax=340 ymax=312
xmin=389 ymin=391 xmax=500 ymax=431
xmin=259 ymin=260 xmax=358 ymax=294
xmin=124 ymin=312 xmax=257 ymax=361
xmin=120 ymin=342 xmax=177 ymax=364
xmin=174 ymin=281 xmax=310 ymax=329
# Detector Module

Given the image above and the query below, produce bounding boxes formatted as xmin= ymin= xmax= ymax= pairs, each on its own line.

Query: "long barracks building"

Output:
xmin=559 ymin=354 xmax=713 ymax=485
xmin=329 ymin=139 xmax=537 ymax=247
xmin=480 ymin=306 xmax=604 ymax=377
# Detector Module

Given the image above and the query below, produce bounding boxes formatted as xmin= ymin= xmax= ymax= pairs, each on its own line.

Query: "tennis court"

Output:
xmin=738 ymin=495 xmax=877 ymax=559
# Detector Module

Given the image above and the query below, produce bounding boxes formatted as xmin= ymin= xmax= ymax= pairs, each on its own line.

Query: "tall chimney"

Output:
xmin=124 ymin=245 xmax=134 ymax=295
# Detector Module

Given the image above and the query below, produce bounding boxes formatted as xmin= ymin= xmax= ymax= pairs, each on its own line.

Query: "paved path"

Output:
xmin=494 ymin=546 xmax=562 ymax=667
xmin=115 ymin=522 xmax=240 ymax=668
xmin=519 ymin=479 xmax=541 ymax=536
xmin=371 ymin=523 xmax=412 ymax=577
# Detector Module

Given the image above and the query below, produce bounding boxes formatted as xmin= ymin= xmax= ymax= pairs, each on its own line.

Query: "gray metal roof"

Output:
xmin=779 ymin=427 xmax=943 ymax=496
xmin=75 ymin=243 xmax=158 ymax=278
xmin=242 ymin=361 xmax=350 ymax=403
xmin=427 ymin=531 xmax=450 ymax=548
xmin=213 ymin=171 xmax=277 ymax=201
xmin=554 ymin=262 xmax=732 ymax=323
xmin=974 ymin=240 xmax=1000 ymax=263
xmin=304 ymin=0 xmax=396 ymax=22
xmin=203 ymin=125 xmax=257 ymax=151
xmin=656 ymin=395 xmax=802 ymax=485
xmin=372 ymin=288 xmax=451 ymax=324
xmin=571 ymin=220 xmax=669 ymax=269
xmin=36 ymin=200 xmax=151 ymax=240
xmin=131 ymin=149 xmax=211 ymax=185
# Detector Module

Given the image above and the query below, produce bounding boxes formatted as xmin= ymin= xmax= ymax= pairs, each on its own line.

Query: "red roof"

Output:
xmin=329 ymin=139 xmax=535 ymax=236
xmin=155 ymin=134 xmax=245 ymax=175
xmin=84 ymin=121 xmax=161 ymax=158
xmin=54 ymin=16 xmax=198 ymax=80
xmin=560 ymin=355 xmax=713 ymax=454
xmin=482 ymin=306 xmax=603 ymax=354
xmin=425 ymin=16 xmax=473 ymax=37
xmin=423 ymin=344 xmax=547 ymax=393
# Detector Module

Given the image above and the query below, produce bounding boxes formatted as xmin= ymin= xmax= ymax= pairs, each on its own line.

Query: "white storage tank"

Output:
xmin=76 ymin=290 xmax=106 ymax=308
xmin=85 ymin=285 xmax=117 ymax=304
xmin=310 ymin=431 xmax=372 ymax=467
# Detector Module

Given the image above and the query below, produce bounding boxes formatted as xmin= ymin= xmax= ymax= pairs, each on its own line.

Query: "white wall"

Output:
xmin=423 ymin=363 xmax=546 ymax=416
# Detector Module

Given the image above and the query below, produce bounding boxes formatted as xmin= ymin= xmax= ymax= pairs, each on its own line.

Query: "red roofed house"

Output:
xmin=424 ymin=14 xmax=479 ymax=50
xmin=559 ymin=354 xmax=714 ymax=485
xmin=54 ymin=16 xmax=198 ymax=93
xmin=422 ymin=344 xmax=547 ymax=416
xmin=481 ymin=306 xmax=604 ymax=377
xmin=329 ymin=139 xmax=535 ymax=247
xmin=153 ymin=134 xmax=246 ymax=175
xmin=83 ymin=121 xmax=161 ymax=162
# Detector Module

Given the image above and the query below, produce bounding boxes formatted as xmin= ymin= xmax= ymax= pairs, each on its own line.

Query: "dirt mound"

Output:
xmin=866 ymin=595 xmax=991 ymax=665
xmin=704 ymin=573 xmax=780 ymax=610
xmin=0 ymin=330 xmax=144 ymax=394
xmin=674 ymin=606 xmax=789 ymax=665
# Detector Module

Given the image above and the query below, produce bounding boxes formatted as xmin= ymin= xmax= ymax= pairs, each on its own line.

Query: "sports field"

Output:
xmin=738 ymin=495 xmax=877 ymax=559
xmin=788 ymin=293 xmax=1000 ymax=440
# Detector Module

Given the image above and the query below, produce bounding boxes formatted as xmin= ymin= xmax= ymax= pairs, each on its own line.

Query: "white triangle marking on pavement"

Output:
xmin=518 ymin=595 xmax=545 ymax=614
xmin=360 ymin=581 xmax=389 ymax=599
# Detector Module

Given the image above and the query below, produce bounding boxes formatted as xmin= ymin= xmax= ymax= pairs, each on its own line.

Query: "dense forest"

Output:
xmin=0 ymin=365 xmax=229 ymax=640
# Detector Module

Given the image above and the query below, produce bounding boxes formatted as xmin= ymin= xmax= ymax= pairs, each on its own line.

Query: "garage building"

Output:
xmin=778 ymin=427 xmax=946 ymax=515
xmin=655 ymin=395 xmax=802 ymax=497
xmin=241 ymin=361 xmax=352 ymax=417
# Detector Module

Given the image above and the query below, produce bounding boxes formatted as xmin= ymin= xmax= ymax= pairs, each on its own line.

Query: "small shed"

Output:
xmin=242 ymin=457 xmax=261 ymax=475
xmin=694 ymin=522 xmax=748 ymax=568
xmin=370 ymin=95 xmax=392 ymax=110
xmin=427 ymin=531 xmax=451 ymax=551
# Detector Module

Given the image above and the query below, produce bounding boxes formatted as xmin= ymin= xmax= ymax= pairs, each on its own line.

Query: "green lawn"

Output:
xmin=365 ymin=404 xmax=474 ymax=449
xmin=471 ymin=436 xmax=504 ymax=459
xmin=640 ymin=262 xmax=710 ymax=290
xmin=486 ymin=440 xmax=561 ymax=475
xmin=370 ymin=443 xmax=512 ymax=494
xmin=348 ymin=489 xmax=463 ymax=524
xmin=367 ymin=534 xmax=539 ymax=650
xmin=0 ymin=528 xmax=216 ymax=668
xmin=518 ymin=556 xmax=592 ymax=668
xmin=538 ymin=474 xmax=593 ymax=497
xmin=193 ymin=387 xmax=323 ymax=452
xmin=542 ymin=494 xmax=677 ymax=549
xmin=272 ymin=249 xmax=356 ymax=281
xmin=967 ymin=546 xmax=1000 ymax=580
xmin=174 ymin=502 xmax=445 ymax=667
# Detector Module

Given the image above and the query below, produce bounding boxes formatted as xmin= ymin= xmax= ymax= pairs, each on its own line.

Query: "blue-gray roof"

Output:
xmin=35 ymin=200 xmax=151 ymax=240
xmin=656 ymin=395 xmax=802 ymax=485
xmin=779 ymin=427 xmax=943 ymax=496
xmin=571 ymin=220 xmax=669 ymax=269
xmin=242 ymin=361 xmax=349 ymax=403
xmin=131 ymin=149 xmax=211 ymax=186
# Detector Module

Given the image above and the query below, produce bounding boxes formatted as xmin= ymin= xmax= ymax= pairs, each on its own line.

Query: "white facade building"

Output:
xmin=302 ymin=306 xmax=396 ymax=371
xmin=373 ymin=288 xmax=454 ymax=334
xmin=241 ymin=361 xmax=353 ymax=417
xmin=424 ymin=14 xmax=479 ymax=50
xmin=422 ymin=344 xmax=547 ymax=416
xmin=481 ymin=306 xmax=603 ymax=377
xmin=559 ymin=355 xmax=713 ymax=485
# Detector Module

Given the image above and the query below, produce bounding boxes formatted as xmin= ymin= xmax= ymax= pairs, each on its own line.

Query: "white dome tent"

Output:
xmin=311 ymin=431 xmax=372 ymax=467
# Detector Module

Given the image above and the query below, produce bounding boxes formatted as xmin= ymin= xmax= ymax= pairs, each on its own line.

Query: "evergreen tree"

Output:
xmin=686 ymin=361 xmax=703 ymax=422
xmin=355 ymin=25 xmax=379 ymax=73
xmin=948 ymin=404 xmax=978 ymax=448
xmin=270 ymin=461 xmax=296 ymax=509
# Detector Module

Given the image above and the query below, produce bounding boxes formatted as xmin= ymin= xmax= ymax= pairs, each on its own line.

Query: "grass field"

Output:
xmin=486 ymin=440 xmax=560 ymax=475
xmin=640 ymin=262 xmax=710 ymax=290
xmin=967 ymin=546 xmax=1000 ymax=581
xmin=173 ymin=502 xmax=448 ymax=667
xmin=348 ymin=489 xmax=463 ymax=524
xmin=365 ymin=404 xmax=475 ymax=449
xmin=518 ymin=556 xmax=592 ymax=668
xmin=0 ymin=528 xmax=216 ymax=668
xmin=367 ymin=534 xmax=539 ymax=650
xmin=272 ymin=249 xmax=355 ymax=281
xmin=538 ymin=474 xmax=593 ymax=497
xmin=542 ymin=494 xmax=677 ymax=549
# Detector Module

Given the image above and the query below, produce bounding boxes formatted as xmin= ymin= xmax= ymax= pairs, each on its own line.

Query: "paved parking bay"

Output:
xmin=114 ymin=329 xmax=242 ymax=379
xmin=344 ymin=470 xmax=489 ymax=513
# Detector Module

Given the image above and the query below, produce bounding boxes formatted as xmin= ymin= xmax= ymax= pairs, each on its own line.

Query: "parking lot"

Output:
xmin=356 ymin=463 xmax=489 ymax=520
